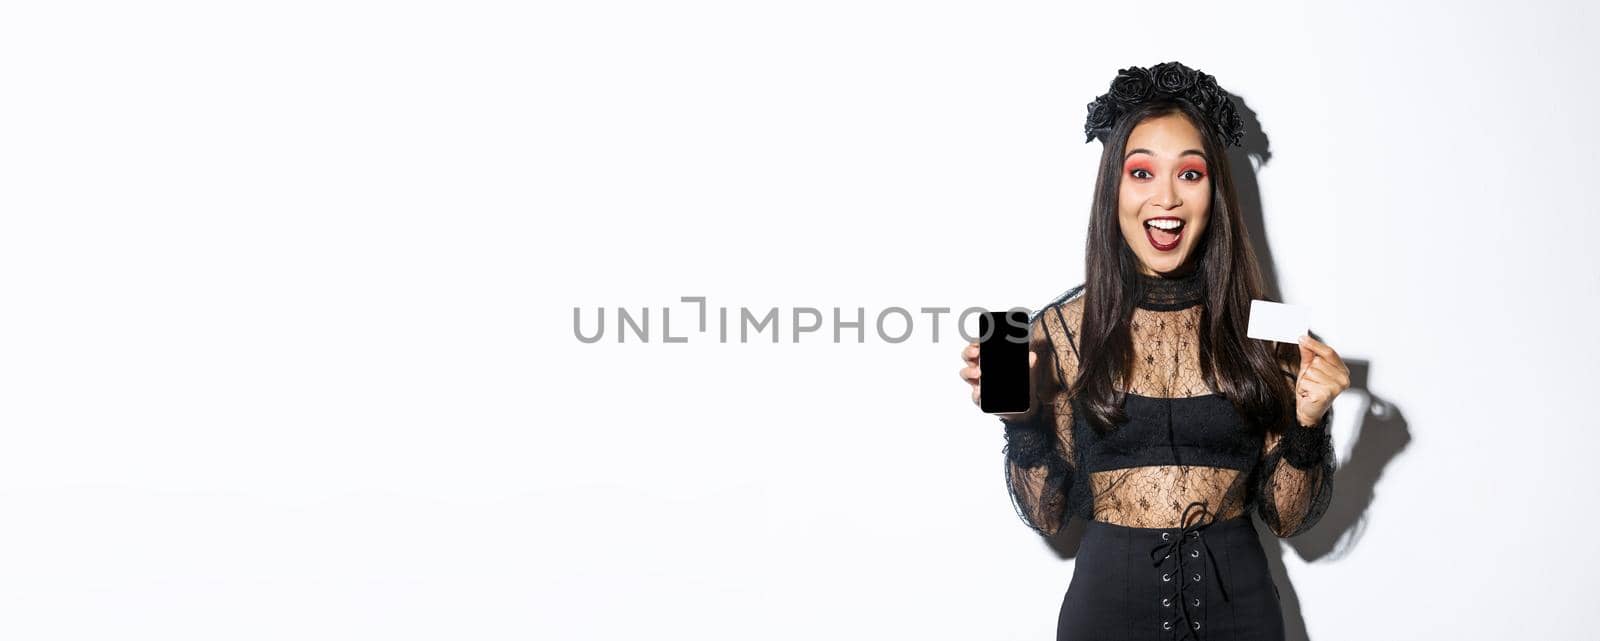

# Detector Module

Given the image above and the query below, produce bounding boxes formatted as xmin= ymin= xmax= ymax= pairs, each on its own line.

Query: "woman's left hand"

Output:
xmin=1295 ymin=334 xmax=1350 ymax=427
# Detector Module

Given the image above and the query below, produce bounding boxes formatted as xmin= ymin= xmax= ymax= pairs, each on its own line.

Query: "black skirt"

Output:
xmin=1057 ymin=515 xmax=1284 ymax=641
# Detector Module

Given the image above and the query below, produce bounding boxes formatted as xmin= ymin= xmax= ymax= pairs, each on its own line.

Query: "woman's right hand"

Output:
xmin=960 ymin=341 xmax=1036 ymax=421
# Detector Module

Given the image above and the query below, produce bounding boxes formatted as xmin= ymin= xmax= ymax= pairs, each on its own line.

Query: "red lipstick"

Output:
xmin=1143 ymin=216 xmax=1183 ymax=252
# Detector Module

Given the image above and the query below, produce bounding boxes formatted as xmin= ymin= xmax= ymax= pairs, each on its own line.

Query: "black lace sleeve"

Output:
xmin=1254 ymin=396 xmax=1336 ymax=538
xmin=999 ymin=300 xmax=1081 ymax=537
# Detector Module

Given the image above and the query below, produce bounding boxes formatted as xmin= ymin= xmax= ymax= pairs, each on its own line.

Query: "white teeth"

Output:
xmin=1146 ymin=219 xmax=1183 ymax=231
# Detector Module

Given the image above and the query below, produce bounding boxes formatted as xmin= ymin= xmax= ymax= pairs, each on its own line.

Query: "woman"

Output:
xmin=958 ymin=61 xmax=1351 ymax=641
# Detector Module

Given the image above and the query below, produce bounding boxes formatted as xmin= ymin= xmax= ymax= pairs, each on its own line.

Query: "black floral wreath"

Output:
xmin=1083 ymin=61 xmax=1245 ymax=148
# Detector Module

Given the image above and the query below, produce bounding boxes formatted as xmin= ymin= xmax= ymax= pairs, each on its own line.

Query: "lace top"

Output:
xmin=999 ymin=269 xmax=1334 ymax=537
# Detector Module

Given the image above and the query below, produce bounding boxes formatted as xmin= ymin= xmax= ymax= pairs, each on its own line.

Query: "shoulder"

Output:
xmin=1036 ymin=284 xmax=1085 ymax=326
xmin=1033 ymin=284 xmax=1086 ymax=352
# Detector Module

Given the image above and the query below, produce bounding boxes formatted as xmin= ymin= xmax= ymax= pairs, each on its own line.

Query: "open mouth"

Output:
xmin=1144 ymin=217 xmax=1184 ymax=251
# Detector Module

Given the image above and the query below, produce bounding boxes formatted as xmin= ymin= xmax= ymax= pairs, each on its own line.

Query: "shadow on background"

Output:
xmin=1032 ymin=94 xmax=1412 ymax=641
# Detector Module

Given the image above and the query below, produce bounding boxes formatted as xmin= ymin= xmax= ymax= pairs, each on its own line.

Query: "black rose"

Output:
xmin=1208 ymin=97 xmax=1243 ymax=145
xmin=1221 ymin=109 xmax=1244 ymax=146
xmin=1084 ymin=97 xmax=1117 ymax=142
xmin=1108 ymin=67 xmax=1153 ymax=104
xmin=1149 ymin=61 xmax=1196 ymax=95
xmin=1190 ymin=74 xmax=1221 ymax=109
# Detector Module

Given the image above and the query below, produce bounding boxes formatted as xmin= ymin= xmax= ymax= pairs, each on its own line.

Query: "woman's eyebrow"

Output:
xmin=1124 ymin=148 xmax=1208 ymax=161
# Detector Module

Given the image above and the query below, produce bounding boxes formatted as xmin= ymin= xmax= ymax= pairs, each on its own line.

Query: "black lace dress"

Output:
xmin=998 ymin=269 xmax=1334 ymax=641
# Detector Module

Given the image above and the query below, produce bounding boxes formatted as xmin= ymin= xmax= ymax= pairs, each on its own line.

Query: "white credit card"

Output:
xmin=1246 ymin=300 xmax=1311 ymax=344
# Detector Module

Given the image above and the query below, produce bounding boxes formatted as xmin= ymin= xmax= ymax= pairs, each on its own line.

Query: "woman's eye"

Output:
xmin=1130 ymin=168 xmax=1151 ymax=179
xmin=1182 ymin=169 xmax=1205 ymax=181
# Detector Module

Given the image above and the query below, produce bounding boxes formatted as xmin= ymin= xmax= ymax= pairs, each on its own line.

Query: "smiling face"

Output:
xmin=1118 ymin=113 xmax=1213 ymax=276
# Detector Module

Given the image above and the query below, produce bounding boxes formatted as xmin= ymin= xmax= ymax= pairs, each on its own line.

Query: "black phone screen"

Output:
xmin=979 ymin=309 xmax=1032 ymax=414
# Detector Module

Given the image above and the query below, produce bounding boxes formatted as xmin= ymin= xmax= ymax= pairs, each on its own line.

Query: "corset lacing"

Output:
xmin=1148 ymin=501 xmax=1231 ymax=638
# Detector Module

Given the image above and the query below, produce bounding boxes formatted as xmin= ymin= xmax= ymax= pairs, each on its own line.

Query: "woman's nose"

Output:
xmin=1154 ymin=177 xmax=1181 ymax=208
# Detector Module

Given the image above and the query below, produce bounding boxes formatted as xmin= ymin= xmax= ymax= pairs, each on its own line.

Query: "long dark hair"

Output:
xmin=1072 ymin=97 xmax=1298 ymax=435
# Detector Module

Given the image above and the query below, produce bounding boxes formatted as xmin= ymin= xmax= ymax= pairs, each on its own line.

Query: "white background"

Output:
xmin=3 ymin=1 xmax=1597 ymax=639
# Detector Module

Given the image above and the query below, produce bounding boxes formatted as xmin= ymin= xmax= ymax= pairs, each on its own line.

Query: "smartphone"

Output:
xmin=979 ymin=309 xmax=1032 ymax=414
